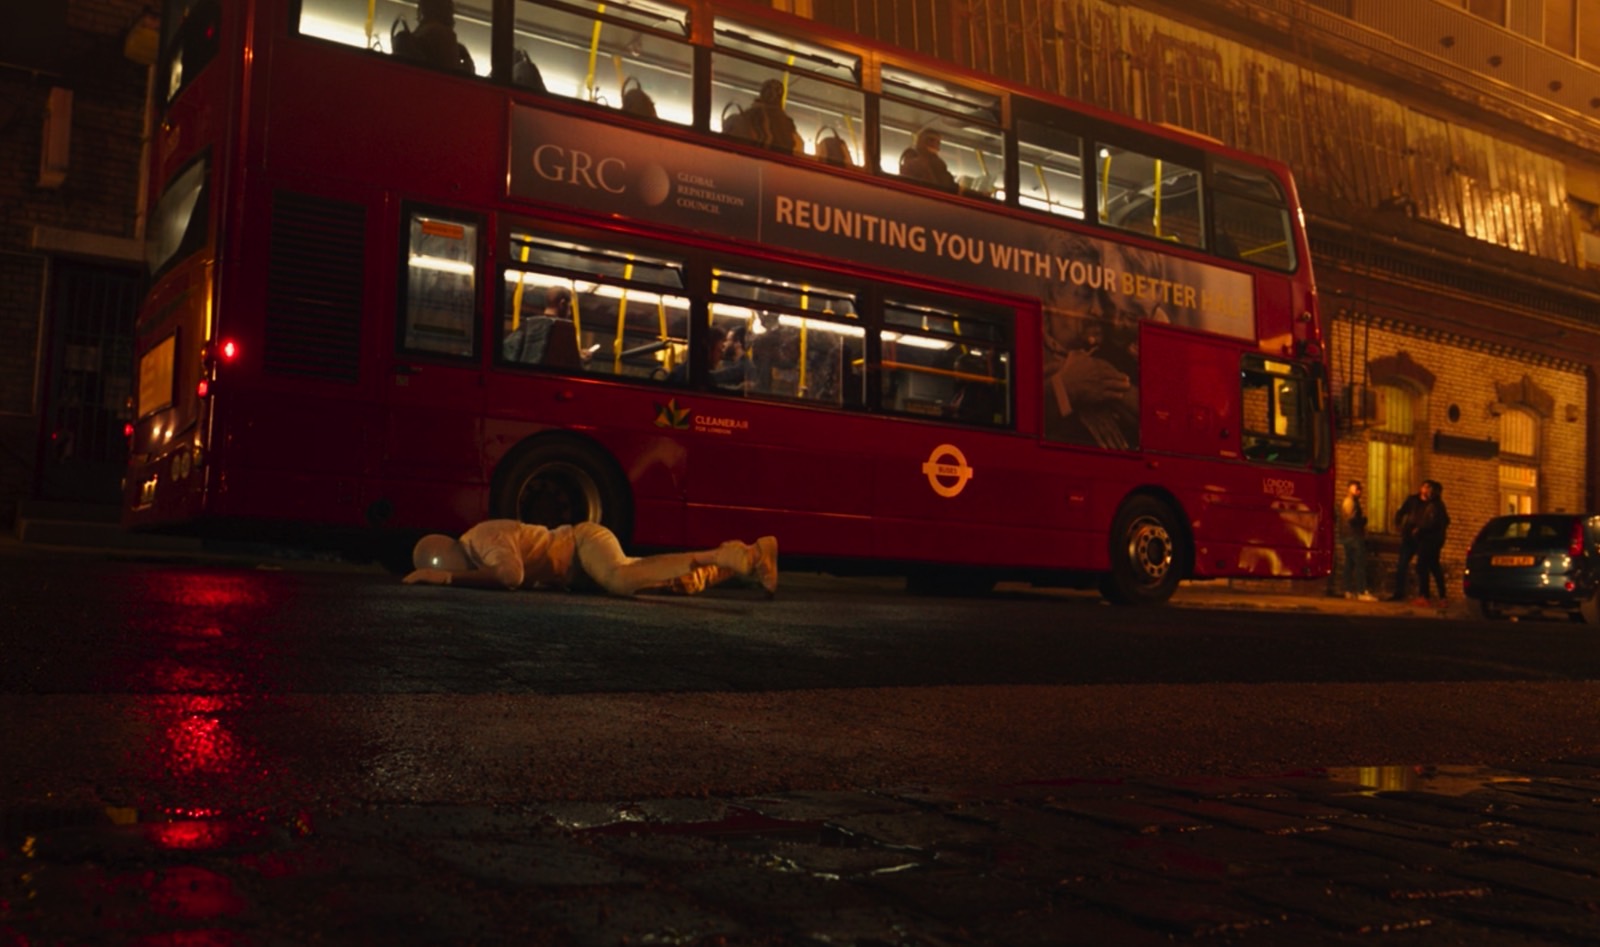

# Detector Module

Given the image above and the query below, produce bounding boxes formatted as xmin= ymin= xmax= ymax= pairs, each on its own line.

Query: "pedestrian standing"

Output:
xmin=1387 ymin=483 xmax=1425 ymax=601
xmin=1414 ymin=479 xmax=1451 ymax=604
xmin=1339 ymin=480 xmax=1377 ymax=601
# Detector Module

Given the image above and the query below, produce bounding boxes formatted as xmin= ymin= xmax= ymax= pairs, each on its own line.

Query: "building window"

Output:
xmin=1367 ymin=382 xmax=1418 ymax=534
xmin=1498 ymin=407 xmax=1539 ymax=514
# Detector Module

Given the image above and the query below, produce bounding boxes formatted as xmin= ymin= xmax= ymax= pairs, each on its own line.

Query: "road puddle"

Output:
xmin=1325 ymin=764 xmax=1535 ymax=796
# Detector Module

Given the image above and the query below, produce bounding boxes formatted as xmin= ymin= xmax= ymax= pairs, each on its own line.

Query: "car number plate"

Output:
xmin=1491 ymin=555 xmax=1535 ymax=567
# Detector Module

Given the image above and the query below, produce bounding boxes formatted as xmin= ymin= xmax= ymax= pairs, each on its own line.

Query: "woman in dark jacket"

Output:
xmin=1414 ymin=479 xmax=1451 ymax=602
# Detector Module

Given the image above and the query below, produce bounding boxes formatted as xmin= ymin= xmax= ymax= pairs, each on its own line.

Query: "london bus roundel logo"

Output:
xmin=921 ymin=444 xmax=974 ymax=498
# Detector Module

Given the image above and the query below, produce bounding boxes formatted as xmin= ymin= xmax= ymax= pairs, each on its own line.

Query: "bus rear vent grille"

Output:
xmin=266 ymin=191 xmax=364 ymax=382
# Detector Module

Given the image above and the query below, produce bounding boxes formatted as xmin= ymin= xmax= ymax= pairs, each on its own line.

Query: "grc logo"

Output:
xmin=530 ymin=145 xmax=626 ymax=194
xmin=1262 ymin=477 xmax=1298 ymax=498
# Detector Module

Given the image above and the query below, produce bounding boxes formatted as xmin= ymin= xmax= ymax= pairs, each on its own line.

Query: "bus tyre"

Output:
xmin=1100 ymin=497 xmax=1183 ymax=605
xmin=493 ymin=439 xmax=632 ymax=539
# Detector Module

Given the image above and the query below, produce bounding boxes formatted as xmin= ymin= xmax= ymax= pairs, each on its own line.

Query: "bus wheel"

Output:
xmin=1100 ymin=497 xmax=1183 ymax=605
xmin=493 ymin=439 xmax=632 ymax=539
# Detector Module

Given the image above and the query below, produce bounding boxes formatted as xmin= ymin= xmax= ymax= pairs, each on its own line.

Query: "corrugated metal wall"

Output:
xmin=807 ymin=0 xmax=1577 ymax=267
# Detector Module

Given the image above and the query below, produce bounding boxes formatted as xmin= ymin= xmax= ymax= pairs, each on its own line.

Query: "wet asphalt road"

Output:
xmin=3 ymin=546 xmax=1600 ymax=944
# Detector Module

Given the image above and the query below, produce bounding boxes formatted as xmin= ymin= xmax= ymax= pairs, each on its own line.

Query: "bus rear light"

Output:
xmin=124 ymin=422 xmax=135 ymax=439
xmin=202 ymin=339 xmax=240 ymax=367
xmin=1569 ymin=519 xmax=1585 ymax=558
xmin=197 ymin=378 xmax=211 ymax=398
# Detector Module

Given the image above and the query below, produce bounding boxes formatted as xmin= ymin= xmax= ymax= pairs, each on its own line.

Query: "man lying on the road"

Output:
xmin=403 ymin=519 xmax=778 ymax=598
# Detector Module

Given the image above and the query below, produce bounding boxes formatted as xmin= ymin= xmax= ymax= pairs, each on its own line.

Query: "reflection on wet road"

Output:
xmin=4 ymin=554 xmax=1600 ymax=943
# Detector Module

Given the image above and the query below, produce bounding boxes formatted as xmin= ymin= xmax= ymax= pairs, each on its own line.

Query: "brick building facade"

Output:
xmin=0 ymin=0 xmax=149 ymax=527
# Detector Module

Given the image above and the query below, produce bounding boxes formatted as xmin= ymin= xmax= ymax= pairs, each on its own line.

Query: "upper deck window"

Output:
xmin=879 ymin=65 xmax=1004 ymax=199
xmin=514 ymin=0 xmax=693 ymax=125
xmin=299 ymin=0 xmax=490 ymax=77
xmin=711 ymin=18 xmax=863 ymax=166
xmin=1212 ymin=158 xmax=1297 ymax=272
xmin=1096 ymin=144 xmax=1204 ymax=249
xmin=713 ymin=19 xmax=860 ymax=85
xmin=1016 ymin=121 xmax=1085 ymax=219
xmin=160 ymin=0 xmax=220 ymax=104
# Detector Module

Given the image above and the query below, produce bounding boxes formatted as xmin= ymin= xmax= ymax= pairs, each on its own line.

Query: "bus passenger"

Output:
xmin=405 ymin=520 xmax=779 ymax=598
xmin=750 ymin=311 xmax=800 ymax=393
xmin=899 ymin=129 xmax=958 ymax=193
xmin=711 ymin=326 xmax=757 ymax=392
xmin=393 ymin=0 xmax=475 ymax=75
xmin=504 ymin=287 xmax=577 ymax=366
xmin=728 ymin=80 xmax=801 ymax=156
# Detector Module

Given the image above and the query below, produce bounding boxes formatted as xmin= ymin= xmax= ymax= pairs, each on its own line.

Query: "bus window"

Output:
xmin=512 ymin=0 xmax=693 ymax=124
xmin=161 ymin=0 xmax=221 ymax=104
xmin=147 ymin=152 xmax=210 ymax=279
xmin=299 ymin=0 xmax=490 ymax=77
xmin=1212 ymin=159 xmax=1297 ymax=271
xmin=1016 ymin=121 xmax=1085 ymax=219
xmin=709 ymin=269 xmax=862 ymax=406
xmin=712 ymin=19 xmax=863 ymax=163
xmin=1240 ymin=355 xmax=1311 ymax=465
xmin=1096 ymin=144 xmax=1204 ymax=249
xmin=402 ymin=210 xmax=481 ymax=357
xmin=879 ymin=65 xmax=1004 ymax=199
xmin=882 ymin=299 xmax=1012 ymax=427
xmin=501 ymin=232 xmax=688 ymax=380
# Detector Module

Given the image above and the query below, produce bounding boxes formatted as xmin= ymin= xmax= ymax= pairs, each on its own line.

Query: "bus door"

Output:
xmin=379 ymin=207 xmax=488 ymax=525
xmin=868 ymin=298 xmax=1026 ymax=565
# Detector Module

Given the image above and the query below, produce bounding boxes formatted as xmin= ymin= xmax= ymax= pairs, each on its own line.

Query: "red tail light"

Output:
xmin=219 ymin=339 xmax=239 ymax=362
xmin=1569 ymin=519 xmax=1586 ymax=559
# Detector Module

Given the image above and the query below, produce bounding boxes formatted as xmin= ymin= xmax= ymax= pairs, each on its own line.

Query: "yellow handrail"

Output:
xmin=613 ymin=260 xmax=631 ymax=373
xmin=584 ymin=4 xmax=607 ymax=101
xmin=1152 ymin=158 xmax=1164 ymax=238
xmin=509 ymin=243 xmax=531 ymax=330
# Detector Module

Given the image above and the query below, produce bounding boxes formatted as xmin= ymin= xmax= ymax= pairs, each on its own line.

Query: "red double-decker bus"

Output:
xmin=125 ymin=0 xmax=1332 ymax=602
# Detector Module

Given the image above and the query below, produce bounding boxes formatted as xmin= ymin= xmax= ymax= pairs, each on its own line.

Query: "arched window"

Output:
xmin=1498 ymin=407 xmax=1538 ymax=515
xmin=1367 ymin=382 xmax=1418 ymax=534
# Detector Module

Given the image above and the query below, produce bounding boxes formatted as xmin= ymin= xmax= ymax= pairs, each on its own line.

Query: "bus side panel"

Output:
xmin=680 ymin=396 xmax=873 ymax=554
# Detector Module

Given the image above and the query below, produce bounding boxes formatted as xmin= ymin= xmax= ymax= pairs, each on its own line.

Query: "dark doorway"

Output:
xmin=37 ymin=261 xmax=140 ymax=503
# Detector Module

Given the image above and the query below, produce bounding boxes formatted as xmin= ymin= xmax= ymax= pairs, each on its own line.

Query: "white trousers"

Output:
xmin=570 ymin=522 xmax=750 ymax=596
